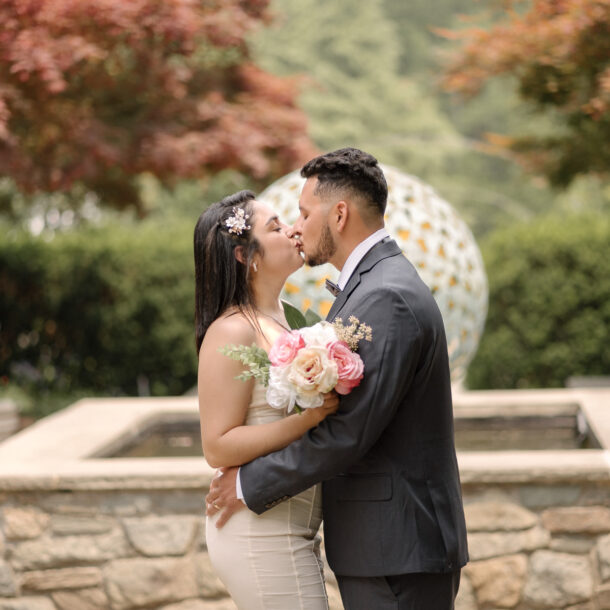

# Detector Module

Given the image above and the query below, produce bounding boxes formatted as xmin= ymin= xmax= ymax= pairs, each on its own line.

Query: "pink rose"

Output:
xmin=327 ymin=340 xmax=364 ymax=395
xmin=269 ymin=330 xmax=305 ymax=367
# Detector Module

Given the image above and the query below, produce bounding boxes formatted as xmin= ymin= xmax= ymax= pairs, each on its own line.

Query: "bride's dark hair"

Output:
xmin=194 ymin=190 xmax=263 ymax=352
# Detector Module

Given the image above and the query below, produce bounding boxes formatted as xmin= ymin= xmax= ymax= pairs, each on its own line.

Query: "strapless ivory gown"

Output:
xmin=206 ymin=382 xmax=328 ymax=610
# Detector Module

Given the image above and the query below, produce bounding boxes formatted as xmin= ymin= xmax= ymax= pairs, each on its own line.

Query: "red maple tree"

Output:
xmin=0 ymin=0 xmax=315 ymax=210
xmin=440 ymin=0 xmax=610 ymax=186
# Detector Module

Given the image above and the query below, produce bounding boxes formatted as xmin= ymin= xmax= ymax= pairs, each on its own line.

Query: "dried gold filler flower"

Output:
xmin=332 ymin=316 xmax=372 ymax=351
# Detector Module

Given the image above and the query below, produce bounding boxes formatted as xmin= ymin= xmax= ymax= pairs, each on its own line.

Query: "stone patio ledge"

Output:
xmin=458 ymin=450 xmax=610 ymax=485
xmin=0 ymin=458 xmax=215 ymax=491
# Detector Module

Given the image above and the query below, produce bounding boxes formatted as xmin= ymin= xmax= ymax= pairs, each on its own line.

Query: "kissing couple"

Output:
xmin=194 ymin=147 xmax=468 ymax=610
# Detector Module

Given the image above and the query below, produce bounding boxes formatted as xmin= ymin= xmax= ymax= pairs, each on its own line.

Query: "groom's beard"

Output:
xmin=306 ymin=223 xmax=336 ymax=267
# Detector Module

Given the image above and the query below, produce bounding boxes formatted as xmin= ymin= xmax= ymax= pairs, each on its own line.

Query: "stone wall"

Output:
xmin=457 ymin=483 xmax=610 ymax=610
xmin=0 ymin=489 xmax=227 ymax=610
xmin=1 ymin=481 xmax=610 ymax=610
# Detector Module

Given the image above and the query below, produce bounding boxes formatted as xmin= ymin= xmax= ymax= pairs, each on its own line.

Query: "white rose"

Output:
xmin=266 ymin=366 xmax=296 ymax=411
xmin=300 ymin=321 xmax=338 ymax=347
xmin=295 ymin=390 xmax=324 ymax=409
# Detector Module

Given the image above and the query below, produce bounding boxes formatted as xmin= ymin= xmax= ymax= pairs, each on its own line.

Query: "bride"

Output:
xmin=194 ymin=190 xmax=338 ymax=609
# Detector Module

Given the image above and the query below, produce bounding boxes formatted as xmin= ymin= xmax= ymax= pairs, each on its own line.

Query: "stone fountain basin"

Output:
xmin=0 ymin=388 xmax=608 ymax=490
xmin=92 ymin=400 xmax=602 ymax=458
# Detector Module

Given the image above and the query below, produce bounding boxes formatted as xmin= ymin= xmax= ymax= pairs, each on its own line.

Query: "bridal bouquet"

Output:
xmin=220 ymin=305 xmax=372 ymax=413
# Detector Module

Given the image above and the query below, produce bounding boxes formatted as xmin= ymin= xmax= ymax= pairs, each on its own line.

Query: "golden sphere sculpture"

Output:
xmin=259 ymin=166 xmax=488 ymax=381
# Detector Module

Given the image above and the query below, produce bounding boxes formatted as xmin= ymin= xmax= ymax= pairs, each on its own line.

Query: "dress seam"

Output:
xmin=306 ymin=485 xmax=315 ymax=530
xmin=288 ymin=498 xmax=305 ymax=610
xmin=312 ymin=485 xmax=329 ymax=609
xmin=248 ymin=509 xmax=265 ymax=610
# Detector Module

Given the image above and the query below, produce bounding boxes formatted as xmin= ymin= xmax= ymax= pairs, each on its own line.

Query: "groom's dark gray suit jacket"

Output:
xmin=240 ymin=238 xmax=469 ymax=577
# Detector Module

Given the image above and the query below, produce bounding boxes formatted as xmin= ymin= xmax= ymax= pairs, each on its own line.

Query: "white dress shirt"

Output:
xmin=336 ymin=227 xmax=390 ymax=289
xmin=235 ymin=227 xmax=391 ymax=503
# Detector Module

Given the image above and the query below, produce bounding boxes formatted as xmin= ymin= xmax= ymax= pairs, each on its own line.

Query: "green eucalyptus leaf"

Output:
xmin=218 ymin=343 xmax=270 ymax=386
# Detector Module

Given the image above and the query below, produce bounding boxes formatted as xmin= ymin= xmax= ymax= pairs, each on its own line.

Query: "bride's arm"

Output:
xmin=198 ymin=315 xmax=336 ymax=468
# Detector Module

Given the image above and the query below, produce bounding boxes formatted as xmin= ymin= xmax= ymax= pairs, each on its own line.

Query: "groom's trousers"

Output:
xmin=337 ymin=570 xmax=461 ymax=610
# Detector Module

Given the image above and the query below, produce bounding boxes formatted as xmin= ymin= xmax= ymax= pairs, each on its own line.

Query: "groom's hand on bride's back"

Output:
xmin=206 ymin=466 xmax=244 ymax=528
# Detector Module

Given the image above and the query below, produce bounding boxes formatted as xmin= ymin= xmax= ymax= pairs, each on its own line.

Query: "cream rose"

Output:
xmin=288 ymin=346 xmax=339 ymax=396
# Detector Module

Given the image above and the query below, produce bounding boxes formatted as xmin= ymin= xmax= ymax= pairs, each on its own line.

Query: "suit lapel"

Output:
xmin=326 ymin=239 xmax=402 ymax=321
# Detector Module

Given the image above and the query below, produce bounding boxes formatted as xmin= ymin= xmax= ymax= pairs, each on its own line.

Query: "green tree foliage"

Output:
xmin=381 ymin=0 xmax=480 ymax=76
xmin=380 ymin=0 xmax=610 ymax=232
xmin=0 ymin=224 xmax=197 ymax=410
xmin=253 ymin=0 xmax=605 ymax=237
xmin=252 ymin=0 xmax=455 ymax=170
xmin=466 ymin=213 xmax=610 ymax=389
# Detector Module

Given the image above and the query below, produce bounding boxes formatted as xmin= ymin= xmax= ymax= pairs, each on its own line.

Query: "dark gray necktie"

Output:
xmin=325 ymin=279 xmax=341 ymax=297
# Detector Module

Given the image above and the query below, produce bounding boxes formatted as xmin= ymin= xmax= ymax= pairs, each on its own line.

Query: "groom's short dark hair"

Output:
xmin=300 ymin=147 xmax=387 ymax=218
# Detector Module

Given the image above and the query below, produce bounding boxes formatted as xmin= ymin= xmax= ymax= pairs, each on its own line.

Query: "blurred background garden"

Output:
xmin=1 ymin=0 xmax=609 ymax=424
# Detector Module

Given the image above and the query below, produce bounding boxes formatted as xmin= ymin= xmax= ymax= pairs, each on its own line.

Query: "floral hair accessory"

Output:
xmin=224 ymin=207 xmax=251 ymax=235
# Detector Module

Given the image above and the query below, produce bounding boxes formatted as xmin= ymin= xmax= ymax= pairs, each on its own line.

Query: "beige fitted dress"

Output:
xmin=206 ymin=382 xmax=329 ymax=610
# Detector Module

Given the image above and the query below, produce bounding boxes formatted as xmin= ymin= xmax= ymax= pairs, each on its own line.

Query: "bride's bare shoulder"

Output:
xmin=201 ymin=310 xmax=257 ymax=352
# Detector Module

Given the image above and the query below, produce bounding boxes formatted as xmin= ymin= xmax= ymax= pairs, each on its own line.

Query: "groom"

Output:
xmin=207 ymin=148 xmax=468 ymax=609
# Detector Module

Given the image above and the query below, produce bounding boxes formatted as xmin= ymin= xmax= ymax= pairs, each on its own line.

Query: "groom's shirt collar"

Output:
xmin=337 ymin=228 xmax=390 ymax=290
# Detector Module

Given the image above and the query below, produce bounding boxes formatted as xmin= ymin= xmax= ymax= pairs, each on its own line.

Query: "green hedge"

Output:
xmin=3 ymin=211 xmax=608 ymax=408
xmin=467 ymin=213 xmax=610 ymax=389
xmin=0 ymin=222 xmax=198 ymax=405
